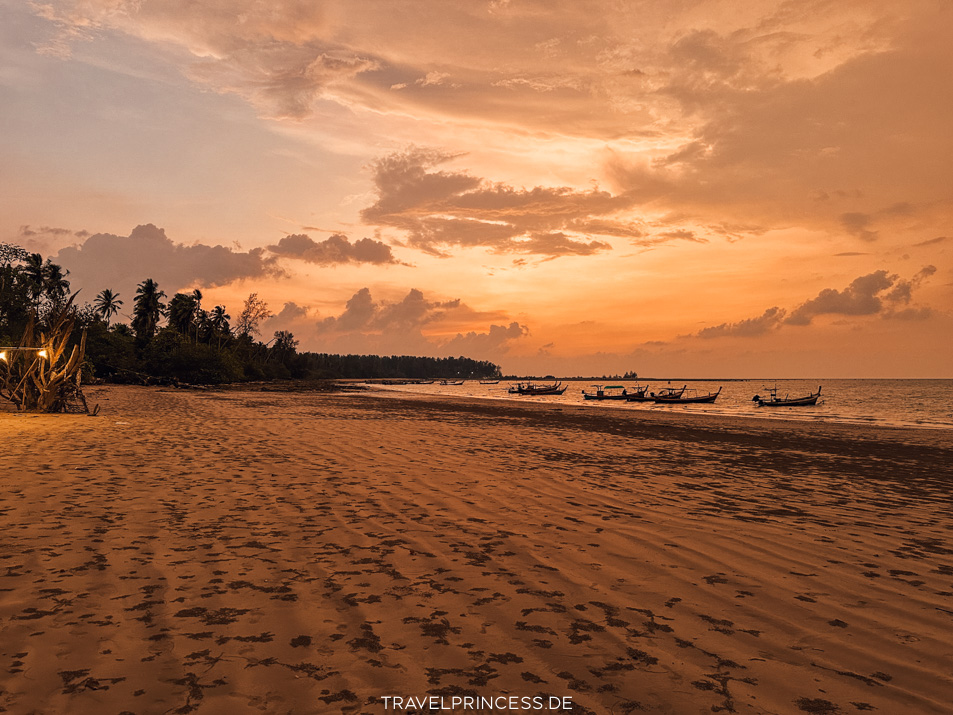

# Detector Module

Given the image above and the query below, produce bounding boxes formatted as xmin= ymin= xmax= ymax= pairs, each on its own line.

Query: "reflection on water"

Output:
xmin=372 ymin=379 xmax=953 ymax=430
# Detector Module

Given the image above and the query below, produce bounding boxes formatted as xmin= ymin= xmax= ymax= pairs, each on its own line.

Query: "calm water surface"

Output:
xmin=373 ymin=379 xmax=953 ymax=430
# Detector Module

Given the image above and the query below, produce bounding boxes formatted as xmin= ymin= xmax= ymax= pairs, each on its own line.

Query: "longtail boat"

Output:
xmin=440 ymin=379 xmax=465 ymax=385
xmin=624 ymin=385 xmax=651 ymax=402
xmin=649 ymin=384 xmax=686 ymax=400
xmin=652 ymin=386 xmax=721 ymax=404
xmin=508 ymin=381 xmax=567 ymax=395
xmin=753 ymin=385 xmax=822 ymax=407
xmin=582 ymin=385 xmax=629 ymax=401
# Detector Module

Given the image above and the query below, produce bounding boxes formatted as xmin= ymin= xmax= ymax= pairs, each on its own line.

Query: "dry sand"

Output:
xmin=1 ymin=385 xmax=952 ymax=715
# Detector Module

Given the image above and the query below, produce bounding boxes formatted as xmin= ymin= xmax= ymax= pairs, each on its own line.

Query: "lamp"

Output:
xmin=0 ymin=347 xmax=50 ymax=361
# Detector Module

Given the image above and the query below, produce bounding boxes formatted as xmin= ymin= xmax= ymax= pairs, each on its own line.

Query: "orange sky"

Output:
xmin=1 ymin=0 xmax=950 ymax=376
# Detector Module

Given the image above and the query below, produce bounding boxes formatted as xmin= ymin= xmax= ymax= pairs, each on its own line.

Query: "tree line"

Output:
xmin=0 ymin=244 xmax=501 ymax=386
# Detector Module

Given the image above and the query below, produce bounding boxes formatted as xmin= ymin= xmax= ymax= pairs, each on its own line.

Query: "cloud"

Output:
xmin=882 ymin=265 xmax=937 ymax=314
xmin=913 ymin=236 xmax=947 ymax=247
xmin=656 ymin=228 xmax=705 ymax=243
xmin=189 ymin=49 xmax=381 ymax=119
xmin=696 ymin=306 xmax=786 ymax=339
xmin=304 ymin=287 xmax=528 ymax=359
xmin=52 ymin=224 xmax=280 ymax=301
xmin=690 ymin=266 xmax=937 ymax=338
xmin=19 ymin=225 xmax=88 ymax=239
xmin=360 ymin=148 xmax=652 ymax=257
xmin=839 ymin=212 xmax=877 ymax=242
xmin=786 ymin=266 xmax=936 ymax=325
xmin=441 ymin=321 xmax=529 ymax=355
xmin=267 ymin=233 xmax=404 ymax=265
xmin=318 ymin=287 xmax=461 ymax=333
xmin=264 ymin=301 xmax=311 ymax=334
xmin=608 ymin=9 xmax=953 ymax=241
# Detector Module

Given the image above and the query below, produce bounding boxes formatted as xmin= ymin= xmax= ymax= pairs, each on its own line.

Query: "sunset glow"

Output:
xmin=2 ymin=0 xmax=950 ymax=376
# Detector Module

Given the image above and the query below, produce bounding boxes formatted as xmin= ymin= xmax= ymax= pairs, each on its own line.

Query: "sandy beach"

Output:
xmin=1 ymin=385 xmax=952 ymax=715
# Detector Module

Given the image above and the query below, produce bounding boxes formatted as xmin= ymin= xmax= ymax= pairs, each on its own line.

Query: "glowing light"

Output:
xmin=0 ymin=351 xmax=7 ymax=362
xmin=37 ymin=349 xmax=48 ymax=359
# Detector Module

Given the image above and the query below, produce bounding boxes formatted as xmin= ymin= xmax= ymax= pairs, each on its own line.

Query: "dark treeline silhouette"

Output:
xmin=304 ymin=353 xmax=500 ymax=380
xmin=1 ymin=244 xmax=500 ymax=386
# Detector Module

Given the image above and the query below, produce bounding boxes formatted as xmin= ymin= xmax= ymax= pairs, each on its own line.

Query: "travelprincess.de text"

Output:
xmin=381 ymin=695 xmax=574 ymax=711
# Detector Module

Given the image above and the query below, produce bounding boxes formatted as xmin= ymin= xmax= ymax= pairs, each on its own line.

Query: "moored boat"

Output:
xmin=440 ymin=379 xmax=465 ymax=385
xmin=649 ymin=384 xmax=686 ymax=400
xmin=582 ymin=384 xmax=629 ymax=401
xmin=479 ymin=379 xmax=500 ymax=384
xmin=508 ymin=381 xmax=567 ymax=395
xmin=623 ymin=384 xmax=651 ymax=402
xmin=652 ymin=386 xmax=721 ymax=404
xmin=753 ymin=385 xmax=822 ymax=407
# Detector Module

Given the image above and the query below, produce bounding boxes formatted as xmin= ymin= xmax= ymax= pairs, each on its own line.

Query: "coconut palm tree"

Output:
xmin=22 ymin=254 xmax=45 ymax=309
xmin=167 ymin=293 xmax=198 ymax=335
xmin=42 ymin=262 xmax=71 ymax=309
xmin=20 ymin=254 xmax=71 ymax=312
xmin=208 ymin=305 xmax=230 ymax=349
xmin=93 ymin=289 xmax=123 ymax=327
xmin=132 ymin=278 xmax=166 ymax=341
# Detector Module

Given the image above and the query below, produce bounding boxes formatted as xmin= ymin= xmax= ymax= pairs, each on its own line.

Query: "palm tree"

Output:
xmin=167 ymin=293 xmax=198 ymax=335
xmin=23 ymin=254 xmax=45 ymax=309
xmin=21 ymin=254 xmax=71 ymax=312
xmin=42 ymin=261 xmax=71 ymax=309
xmin=209 ymin=305 xmax=230 ymax=349
xmin=132 ymin=278 xmax=166 ymax=341
xmin=189 ymin=289 xmax=203 ymax=342
xmin=93 ymin=289 xmax=123 ymax=327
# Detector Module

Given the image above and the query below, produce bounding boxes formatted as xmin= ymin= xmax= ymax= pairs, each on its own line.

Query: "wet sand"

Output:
xmin=1 ymin=385 xmax=952 ymax=714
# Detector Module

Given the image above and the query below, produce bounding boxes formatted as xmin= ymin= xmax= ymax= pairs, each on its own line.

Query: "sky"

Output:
xmin=1 ymin=0 xmax=951 ymax=377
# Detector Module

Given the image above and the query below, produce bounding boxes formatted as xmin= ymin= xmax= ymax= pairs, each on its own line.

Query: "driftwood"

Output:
xmin=0 ymin=302 xmax=89 ymax=413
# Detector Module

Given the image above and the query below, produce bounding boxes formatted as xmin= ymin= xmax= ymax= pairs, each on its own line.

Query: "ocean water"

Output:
xmin=372 ymin=379 xmax=953 ymax=430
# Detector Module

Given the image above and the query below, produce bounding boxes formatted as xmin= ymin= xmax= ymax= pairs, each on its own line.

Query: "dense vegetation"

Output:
xmin=0 ymin=244 xmax=500 ymax=386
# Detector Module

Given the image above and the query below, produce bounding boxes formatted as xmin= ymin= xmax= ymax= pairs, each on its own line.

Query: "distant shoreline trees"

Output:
xmin=1 ymin=244 xmax=500 ymax=402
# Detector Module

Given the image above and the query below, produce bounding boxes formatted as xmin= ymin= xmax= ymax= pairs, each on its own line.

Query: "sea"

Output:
xmin=372 ymin=379 xmax=953 ymax=431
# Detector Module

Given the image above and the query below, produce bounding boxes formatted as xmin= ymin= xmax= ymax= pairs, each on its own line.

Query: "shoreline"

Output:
xmin=367 ymin=380 xmax=953 ymax=433
xmin=2 ymin=385 xmax=952 ymax=714
xmin=367 ymin=386 xmax=953 ymax=452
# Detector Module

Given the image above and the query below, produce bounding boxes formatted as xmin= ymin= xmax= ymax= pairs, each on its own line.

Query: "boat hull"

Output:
xmin=653 ymin=394 xmax=719 ymax=404
xmin=754 ymin=386 xmax=822 ymax=407
xmin=653 ymin=387 xmax=721 ymax=404
xmin=757 ymin=395 xmax=820 ymax=407
xmin=509 ymin=382 xmax=566 ymax=396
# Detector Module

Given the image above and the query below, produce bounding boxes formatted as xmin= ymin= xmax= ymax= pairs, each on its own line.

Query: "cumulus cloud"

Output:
xmin=318 ymin=287 xmax=460 ymax=333
xmin=256 ymin=287 xmax=528 ymax=359
xmin=696 ymin=306 xmax=786 ymax=339
xmin=786 ymin=270 xmax=894 ymax=325
xmin=691 ymin=266 xmax=937 ymax=339
xmin=360 ymin=148 xmax=667 ymax=258
xmin=440 ymin=321 xmax=528 ymax=354
xmin=267 ymin=233 xmax=404 ymax=265
xmin=786 ymin=267 xmax=936 ymax=325
xmin=53 ymin=224 xmax=280 ymax=301
xmin=264 ymin=302 xmax=311 ymax=334
xmin=289 ymin=287 xmax=529 ymax=358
